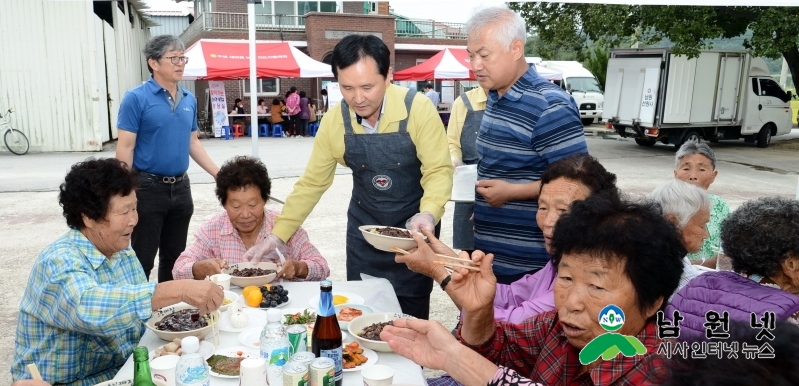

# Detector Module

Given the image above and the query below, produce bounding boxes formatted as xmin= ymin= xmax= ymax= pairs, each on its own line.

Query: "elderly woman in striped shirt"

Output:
xmin=172 ymin=156 xmax=329 ymax=282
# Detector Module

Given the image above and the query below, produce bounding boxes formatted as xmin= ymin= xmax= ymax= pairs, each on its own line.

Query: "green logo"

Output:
xmin=578 ymin=304 xmax=647 ymax=365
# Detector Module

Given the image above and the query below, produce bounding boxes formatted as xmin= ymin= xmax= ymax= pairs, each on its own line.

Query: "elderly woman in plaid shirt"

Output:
xmin=12 ymin=159 xmax=223 ymax=386
xmin=382 ymin=194 xmax=686 ymax=386
xmin=172 ymin=156 xmax=329 ymax=282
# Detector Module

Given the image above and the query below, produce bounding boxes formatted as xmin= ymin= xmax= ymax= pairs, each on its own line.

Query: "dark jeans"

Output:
xmin=286 ymin=114 xmax=297 ymax=135
xmin=298 ymin=119 xmax=309 ymax=136
xmin=132 ymin=173 xmax=194 ymax=282
xmin=396 ymin=294 xmax=431 ymax=320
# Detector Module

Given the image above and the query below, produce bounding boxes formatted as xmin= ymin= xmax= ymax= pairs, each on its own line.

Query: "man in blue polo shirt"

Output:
xmin=116 ymin=35 xmax=219 ymax=282
xmin=466 ymin=7 xmax=588 ymax=284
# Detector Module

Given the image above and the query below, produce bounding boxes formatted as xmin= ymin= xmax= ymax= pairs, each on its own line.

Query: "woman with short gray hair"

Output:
xmin=650 ymin=179 xmax=711 ymax=297
xmin=666 ymin=197 xmax=799 ymax=341
xmin=674 ymin=141 xmax=731 ymax=261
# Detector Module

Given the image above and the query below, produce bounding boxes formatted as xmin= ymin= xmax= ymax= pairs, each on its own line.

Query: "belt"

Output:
xmin=139 ymin=172 xmax=187 ymax=184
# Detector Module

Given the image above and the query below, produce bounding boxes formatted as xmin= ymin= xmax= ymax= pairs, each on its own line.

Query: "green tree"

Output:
xmin=584 ymin=47 xmax=609 ymax=90
xmin=507 ymin=3 xmax=799 ymax=92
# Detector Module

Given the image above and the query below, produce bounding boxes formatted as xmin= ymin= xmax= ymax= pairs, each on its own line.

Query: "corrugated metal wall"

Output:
xmin=0 ymin=0 xmax=150 ymax=152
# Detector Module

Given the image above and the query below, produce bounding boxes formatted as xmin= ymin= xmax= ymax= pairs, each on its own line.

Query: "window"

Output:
xmin=243 ymin=79 xmax=280 ymax=96
xmin=256 ymin=0 xmax=273 ymax=24
xmin=275 ymin=1 xmax=295 ymax=15
xmin=567 ymin=77 xmax=603 ymax=93
xmin=758 ymin=78 xmax=788 ymax=101
xmin=751 ymin=78 xmax=759 ymax=96
xmin=298 ymin=1 xmax=318 ymax=15
xmin=128 ymin=1 xmax=134 ymax=26
xmin=459 ymin=81 xmax=480 ymax=94
xmin=320 ymin=1 xmax=336 ymax=12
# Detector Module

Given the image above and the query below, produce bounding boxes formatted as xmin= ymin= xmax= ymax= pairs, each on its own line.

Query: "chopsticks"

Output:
xmin=433 ymin=260 xmax=481 ymax=272
xmin=390 ymin=246 xmax=481 ymax=272
xmin=209 ymin=277 xmax=221 ymax=347
xmin=27 ymin=363 xmax=43 ymax=380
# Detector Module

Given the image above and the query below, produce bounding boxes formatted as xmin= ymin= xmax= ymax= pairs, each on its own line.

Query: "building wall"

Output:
xmin=149 ymin=15 xmax=192 ymax=37
xmin=0 ymin=0 xmax=150 ymax=152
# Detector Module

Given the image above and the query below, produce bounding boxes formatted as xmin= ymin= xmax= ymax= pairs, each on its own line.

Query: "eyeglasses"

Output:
xmin=163 ymin=56 xmax=189 ymax=65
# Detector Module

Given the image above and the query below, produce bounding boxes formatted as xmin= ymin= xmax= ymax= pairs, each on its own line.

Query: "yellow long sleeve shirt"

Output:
xmin=273 ymin=84 xmax=454 ymax=242
xmin=447 ymin=87 xmax=487 ymax=162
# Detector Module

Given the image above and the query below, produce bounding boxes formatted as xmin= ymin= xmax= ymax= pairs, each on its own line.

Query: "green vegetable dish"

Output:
xmin=284 ymin=309 xmax=316 ymax=325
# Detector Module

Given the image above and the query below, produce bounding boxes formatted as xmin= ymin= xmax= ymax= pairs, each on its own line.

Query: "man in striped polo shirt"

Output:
xmin=466 ymin=7 xmax=588 ymax=284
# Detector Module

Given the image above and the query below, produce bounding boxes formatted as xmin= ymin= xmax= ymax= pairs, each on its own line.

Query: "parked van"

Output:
xmin=603 ymin=48 xmax=793 ymax=148
xmin=538 ymin=61 xmax=605 ymax=125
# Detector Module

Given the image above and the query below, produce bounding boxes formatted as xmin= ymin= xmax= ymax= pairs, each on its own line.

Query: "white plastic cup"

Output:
xmin=211 ymin=273 xmax=231 ymax=291
xmin=150 ymin=354 xmax=180 ymax=386
xmin=361 ymin=365 xmax=394 ymax=386
xmin=239 ymin=357 xmax=268 ymax=386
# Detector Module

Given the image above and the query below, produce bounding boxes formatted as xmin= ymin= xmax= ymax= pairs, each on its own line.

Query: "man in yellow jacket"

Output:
xmin=244 ymin=35 xmax=453 ymax=319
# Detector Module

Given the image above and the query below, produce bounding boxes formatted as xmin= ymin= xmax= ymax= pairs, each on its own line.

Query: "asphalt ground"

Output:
xmin=1 ymin=125 xmax=798 ymax=384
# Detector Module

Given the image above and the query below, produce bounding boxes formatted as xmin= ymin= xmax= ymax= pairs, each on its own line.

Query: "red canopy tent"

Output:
xmin=393 ymin=48 xmax=473 ymax=80
xmin=393 ymin=47 xmax=561 ymax=81
xmin=183 ymin=39 xmax=333 ymax=80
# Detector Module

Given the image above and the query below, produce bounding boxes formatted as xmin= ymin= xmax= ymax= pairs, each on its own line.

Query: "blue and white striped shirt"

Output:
xmin=474 ymin=66 xmax=588 ymax=276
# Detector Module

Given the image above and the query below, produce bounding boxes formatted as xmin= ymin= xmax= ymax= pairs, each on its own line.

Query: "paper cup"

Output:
xmin=239 ymin=357 xmax=268 ymax=386
xmin=150 ymin=355 xmax=180 ymax=386
xmin=361 ymin=365 xmax=394 ymax=386
xmin=211 ymin=273 xmax=231 ymax=291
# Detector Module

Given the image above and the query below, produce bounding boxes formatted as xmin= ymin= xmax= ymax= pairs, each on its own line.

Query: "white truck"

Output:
xmin=603 ymin=48 xmax=793 ymax=148
xmin=537 ymin=61 xmax=605 ymax=125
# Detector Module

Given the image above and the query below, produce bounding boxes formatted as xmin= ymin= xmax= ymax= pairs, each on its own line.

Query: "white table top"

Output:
xmin=113 ymin=279 xmax=425 ymax=386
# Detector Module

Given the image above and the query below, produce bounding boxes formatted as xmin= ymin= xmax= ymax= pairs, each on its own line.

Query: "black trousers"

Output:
xmin=396 ymin=294 xmax=431 ymax=320
xmin=131 ymin=174 xmax=194 ymax=282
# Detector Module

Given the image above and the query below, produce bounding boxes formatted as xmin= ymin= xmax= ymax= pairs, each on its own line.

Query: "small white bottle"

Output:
xmin=261 ymin=308 xmax=290 ymax=386
xmin=175 ymin=336 xmax=211 ymax=386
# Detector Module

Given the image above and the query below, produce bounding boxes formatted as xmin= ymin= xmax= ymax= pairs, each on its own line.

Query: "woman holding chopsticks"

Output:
xmin=395 ymin=154 xmax=619 ymax=323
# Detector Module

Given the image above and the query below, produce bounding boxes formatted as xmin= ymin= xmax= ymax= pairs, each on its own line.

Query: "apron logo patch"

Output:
xmin=372 ymin=175 xmax=392 ymax=190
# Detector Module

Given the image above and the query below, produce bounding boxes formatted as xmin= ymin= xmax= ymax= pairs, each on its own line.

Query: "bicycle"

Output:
xmin=1 ymin=107 xmax=30 ymax=155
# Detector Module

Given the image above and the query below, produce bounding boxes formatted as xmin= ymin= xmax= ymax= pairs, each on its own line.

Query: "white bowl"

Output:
xmin=358 ymin=225 xmax=423 ymax=252
xmin=335 ymin=303 xmax=375 ymax=329
xmin=220 ymin=290 xmax=239 ymax=312
xmin=347 ymin=312 xmax=414 ymax=353
xmin=225 ymin=261 xmax=278 ymax=287
xmin=145 ymin=303 xmax=219 ymax=342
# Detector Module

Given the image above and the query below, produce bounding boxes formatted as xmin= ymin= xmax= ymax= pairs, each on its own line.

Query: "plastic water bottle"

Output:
xmin=261 ymin=308 xmax=291 ymax=386
xmin=175 ymin=336 xmax=211 ymax=386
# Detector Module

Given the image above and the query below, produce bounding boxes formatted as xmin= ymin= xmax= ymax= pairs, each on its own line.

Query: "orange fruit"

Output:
xmin=245 ymin=290 xmax=263 ymax=307
xmin=242 ymin=286 xmax=260 ymax=299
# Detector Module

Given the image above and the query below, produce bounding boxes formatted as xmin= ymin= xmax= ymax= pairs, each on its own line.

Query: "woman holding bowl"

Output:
xmin=172 ymin=156 xmax=330 ymax=281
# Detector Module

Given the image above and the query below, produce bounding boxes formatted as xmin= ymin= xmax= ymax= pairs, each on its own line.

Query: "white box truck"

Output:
xmin=538 ymin=61 xmax=605 ymax=125
xmin=603 ymin=48 xmax=793 ymax=148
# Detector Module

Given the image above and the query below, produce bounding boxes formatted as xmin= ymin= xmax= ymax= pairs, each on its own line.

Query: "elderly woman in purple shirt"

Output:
xmin=397 ymin=153 xmax=619 ymax=323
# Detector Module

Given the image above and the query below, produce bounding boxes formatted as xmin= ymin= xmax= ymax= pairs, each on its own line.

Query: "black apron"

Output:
xmin=342 ymin=90 xmax=434 ymax=298
xmin=452 ymin=93 xmax=483 ymax=250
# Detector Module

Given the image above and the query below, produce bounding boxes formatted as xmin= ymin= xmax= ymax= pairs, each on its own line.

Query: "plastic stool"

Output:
xmin=258 ymin=124 xmax=270 ymax=137
xmin=308 ymin=122 xmax=319 ymax=137
xmin=220 ymin=126 xmax=232 ymax=140
xmin=271 ymin=123 xmax=284 ymax=137
xmin=232 ymin=124 xmax=244 ymax=137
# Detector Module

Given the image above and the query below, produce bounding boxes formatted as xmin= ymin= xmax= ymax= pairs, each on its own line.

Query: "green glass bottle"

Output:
xmin=133 ymin=346 xmax=156 ymax=386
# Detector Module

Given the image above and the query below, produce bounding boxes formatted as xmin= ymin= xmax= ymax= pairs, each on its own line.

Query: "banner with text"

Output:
xmin=209 ymin=81 xmax=229 ymax=137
